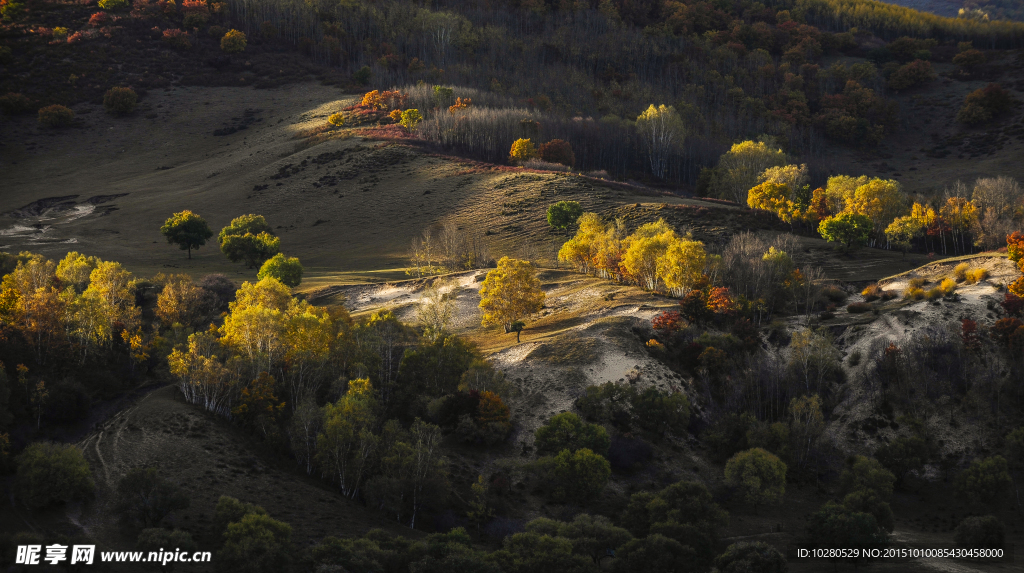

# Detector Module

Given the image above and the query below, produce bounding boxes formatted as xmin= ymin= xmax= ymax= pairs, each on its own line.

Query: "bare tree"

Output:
xmin=417 ymin=279 xmax=457 ymax=340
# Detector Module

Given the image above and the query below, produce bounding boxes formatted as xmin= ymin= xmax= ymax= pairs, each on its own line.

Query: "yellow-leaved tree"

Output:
xmin=479 ymin=257 xmax=545 ymax=342
xmin=845 ymin=178 xmax=907 ymax=245
xmin=557 ymin=212 xmax=606 ymax=274
xmin=716 ymin=139 xmax=787 ymax=205
xmin=657 ymin=237 xmax=707 ymax=297
xmin=509 ymin=138 xmax=537 ymax=163
xmin=621 ymin=219 xmax=676 ymax=291
xmin=635 ymin=104 xmax=685 ymax=179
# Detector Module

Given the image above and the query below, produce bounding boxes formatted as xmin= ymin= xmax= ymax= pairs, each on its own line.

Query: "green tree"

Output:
xmin=547 ymin=201 xmax=584 ymax=235
xmin=15 ymin=442 xmax=94 ymax=509
xmin=213 ymin=496 xmax=268 ymax=535
xmin=885 ymin=216 xmax=924 ymax=257
xmin=219 ymin=214 xmax=280 ymax=268
xmin=954 ymin=515 xmax=1005 ymax=549
xmin=956 ymin=456 xmax=1012 ymax=505
xmin=615 ymin=534 xmax=699 ymax=573
xmin=632 ymin=387 xmax=690 ymax=437
xmin=818 ymin=213 xmax=872 ymax=251
xmin=807 ymin=502 xmax=887 ymax=567
xmin=257 ymin=253 xmax=303 ymax=287
xmin=137 ymin=529 xmax=197 ymax=571
xmin=839 ymin=455 xmax=896 ymax=500
xmin=479 ymin=257 xmax=545 ymax=340
xmin=716 ymin=139 xmax=788 ymax=204
xmin=161 ymin=210 xmax=213 ymax=259
xmin=525 ymin=513 xmax=632 ymax=565
xmin=724 ymin=448 xmax=786 ymax=512
xmin=876 ymin=435 xmax=926 ymax=488
xmin=714 ymin=541 xmax=788 ymax=573
xmin=218 ymin=512 xmax=293 ymax=573
xmin=400 ymin=109 xmax=423 ymax=132
xmin=114 ymin=467 xmax=190 ymax=529
xmin=534 ymin=412 xmax=610 ymax=457
xmin=842 ymin=489 xmax=895 ymax=532
xmin=538 ymin=448 xmax=611 ymax=503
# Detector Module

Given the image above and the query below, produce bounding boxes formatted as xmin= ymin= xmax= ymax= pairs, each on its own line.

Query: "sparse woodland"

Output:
xmin=5 ymin=0 xmax=1024 ymax=569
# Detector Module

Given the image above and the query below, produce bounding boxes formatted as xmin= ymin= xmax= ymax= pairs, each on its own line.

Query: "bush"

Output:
xmin=861 ymin=284 xmax=882 ymax=301
xmin=957 ymin=102 xmax=992 ymax=126
xmin=208 ymin=25 xmax=227 ymax=38
xmin=939 ymin=278 xmax=957 ymax=295
xmin=162 ymin=29 xmax=191 ymax=50
xmin=114 ymin=467 xmax=190 ymax=529
xmin=536 ymin=448 xmax=610 ymax=503
xmin=214 ymin=495 xmax=268 ymax=535
xmin=534 ymin=412 xmax=609 ymax=457
xmin=220 ymin=29 xmax=247 ymax=53
xmin=903 ymin=287 xmax=925 ymax=300
xmin=97 ymin=0 xmax=128 ymax=9
xmin=509 ymin=138 xmax=537 ymax=162
xmin=103 ymin=87 xmax=137 ymax=115
xmin=183 ymin=12 xmax=208 ymax=29
xmin=821 ymin=285 xmax=848 ymax=303
xmin=88 ymin=11 xmax=109 ymax=26
xmin=966 ymin=268 xmax=989 ymax=284
xmin=0 ymin=93 xmax=32 ymax=115
xmin=16 ymin=442 xmax=94 ymax=509
xmin=218 ymin=512 xmax=293 ymax=573
xmin=954 ymin=515 xmax=1005 ymax=549
xmin=954 ymin=262 xmax=970 ymax=282
xmin=353 ymin=66 xmax=371 ymax=85
xmin=537 ymin=139 xmax=574 ymax=167
xmin=137 ymin=528 xmax=197 ymax=569
xmin=714 ymin=541 xmax=787 ymax=573
xmin=887 ymin=60 xmax=935 ymax=90
xmin=328 ymin=112 xmax=345 ymax=126
xmin=956 ymin=456 xmax=1011 ymax=504
xmin=908 ymin=277 xmax=927 ymax=288
xmin=37 ymin=104 xmax=74 ymax=128
xmin=847 ymin=302 xmax=872 ymax=313
xmin=924 ymin=288 xmax=942 ymax=300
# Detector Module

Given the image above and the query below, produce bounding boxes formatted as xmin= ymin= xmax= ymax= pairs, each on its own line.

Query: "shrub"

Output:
xmin=536 ymin=448 xmax=610 ymax=503
xmin=965 ymin=83 xmax=1013 ymax=115
xmin=208 ymin=25 xmax=227 ymax=38
xmin=966 ymin=268 xmax=989 ymax=284
xmin=822 ymin=285 xmax=848 ymax=303
xmin=218 ymin=512 xmax=293 ymax=573
xmin=114 ymin=467 xmax=190 ymax=528
xmin=353 ymin=65 xmax=371 ymax=85
xmin=88 ymin=11 xmax=109 ymax=26
xmin=862 ymin=284 xmax=883 ymax=301
xmin=714 ymin=541 xmax=787 ymax=573
xmin=0 ymin=92 xmax=33 ymax=115
xmin=925 ymin=287 xmax=942 ymax=300
xmin=957 ymin=102 xmax=992 ymax=126
xmin=328 ymin=112 xmax=345 ymax=126
xmin=16 ymin=442 xmax=94 ymax=509
xmin=97 ymin=0 xmax=128 ymax=9
xmin=908 ymin=277 xmax=927 ymax=288
xmin=952 ymin=48 xmax=985 ymax=72
xmin=955 ymin=515 xmax=1005 ymax=549
xmin=183 ymin=12 xmax=208 ymax=28
xmin=162 ymin=29 xmax=191 ymax=50
xmin=103 ymin=87 xmax=137 ymax=115
xmin=939 ymin=278 xmax=957 ymax=295
xmin=956 ymin=456 xmax=1012 ymax=504
xmin=260 ymin=21 xmax=277 ymax=40
xmin=847 ymin=302 xmax=872 ymax=313
xmin=534 ymin=412 xmax=609 ymax=457
xmin=37 ymin=104 xmax=74 ymax=128
xmin=903 ymin=287 xmax=925 ymax=300
xmin=137 ymin=528 xmax=197 ymax=564
xmin=220 ymin=29 xmax=246 ymax=53
xmin=538 ymin=139 xmax=575 ymax=167
xmin=954 ymin=262 xmax=970 ymax=282
xmin=887 ymin=59 xmax=935 ymax=91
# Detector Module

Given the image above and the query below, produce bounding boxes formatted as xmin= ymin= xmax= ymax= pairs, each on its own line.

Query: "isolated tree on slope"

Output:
xmin=547 ymin=200 xmax=583 ymax=235
xmin=161 ymin=210 xmax=213 ymax=259
xmin=219 ymin=214 xmax=280 ymax=268
xmin=479 ymin=257 xmax=544 ymax=343
xmin=258 ymin=253 xmax=303 ymax=287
